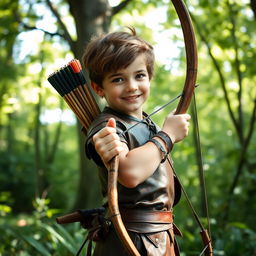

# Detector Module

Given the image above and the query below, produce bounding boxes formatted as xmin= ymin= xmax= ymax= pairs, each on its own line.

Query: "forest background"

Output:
xmin=0 ymin=0 xmax=256 ymax=255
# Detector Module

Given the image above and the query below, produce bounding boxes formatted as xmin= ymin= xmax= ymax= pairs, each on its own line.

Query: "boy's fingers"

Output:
xmin=185 ymin=114 xmax=191 ymax=120
xmin=106 ymin=118 xmax=116 ymax=128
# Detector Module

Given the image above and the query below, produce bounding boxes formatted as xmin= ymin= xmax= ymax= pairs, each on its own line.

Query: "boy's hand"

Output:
xmin=162 ymin=110 xmax=191 ymax=144
xmin=93 ymin=118 xmax=123 ymax=168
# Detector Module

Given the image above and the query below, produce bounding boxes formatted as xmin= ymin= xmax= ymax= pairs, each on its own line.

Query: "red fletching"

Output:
xmin=69 ymin=59 xmax=81 ymax=73
xmin=77 ymin=59 xmax=82 ymax=70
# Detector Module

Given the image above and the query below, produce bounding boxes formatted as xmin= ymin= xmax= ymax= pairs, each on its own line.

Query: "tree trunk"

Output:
xmin=34 ymin=84 xmax=44 ymax=197
xmin=34 ymin=48 xmax=49 ymax=198
xmin=71 ymin=123 xmax=102 ymax=210
xmin=67 ymin=0 xmax=112 ymax=209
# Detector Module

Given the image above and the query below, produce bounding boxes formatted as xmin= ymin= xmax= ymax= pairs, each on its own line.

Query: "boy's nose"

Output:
xmin=126 ymin=79 xmax=138 ymax=91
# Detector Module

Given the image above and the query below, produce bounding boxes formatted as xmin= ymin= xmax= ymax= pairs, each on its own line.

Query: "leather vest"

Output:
xmin=85 ymin=107 xmax=181 ymax=211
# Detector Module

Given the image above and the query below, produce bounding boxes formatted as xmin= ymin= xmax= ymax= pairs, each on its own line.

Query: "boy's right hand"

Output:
xmin=93 ymin=118 xmax=123 ymax=168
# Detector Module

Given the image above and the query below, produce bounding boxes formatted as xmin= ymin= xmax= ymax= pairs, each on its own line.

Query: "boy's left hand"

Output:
xmin=162 ymin=110 xmax=191 ymax=144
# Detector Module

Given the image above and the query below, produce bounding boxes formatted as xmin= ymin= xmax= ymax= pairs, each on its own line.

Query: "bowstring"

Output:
xmin=191 ymin=91 xmax=212 ymax=244
xmin=121 ymin=92 xmax=183 ymax=136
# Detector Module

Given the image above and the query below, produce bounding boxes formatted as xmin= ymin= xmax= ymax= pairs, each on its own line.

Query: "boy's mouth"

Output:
xmin=122 ymin=95 xmax=141 ymax=101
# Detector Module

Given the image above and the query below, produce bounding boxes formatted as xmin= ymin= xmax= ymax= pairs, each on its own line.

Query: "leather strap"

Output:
xmin=149 ymin=138 xmax=168 ymax=163
xmin=119 ymin=210 xmax=173 ymax=224
xmin=153 ymin=131 xmax=173 ymax=153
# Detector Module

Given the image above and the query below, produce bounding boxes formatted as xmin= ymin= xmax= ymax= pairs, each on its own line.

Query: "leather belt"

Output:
xmin=107 ymin=209 xmax=181 ymax=234
xmin=119 ymin=209 xmax=173 ymax=224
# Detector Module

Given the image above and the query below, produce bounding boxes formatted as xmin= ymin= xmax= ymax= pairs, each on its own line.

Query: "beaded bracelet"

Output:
xmin=149 ymin=138 xmax=168 ymax=163
xmin=153 ymin=131 xmax=173 ymax=153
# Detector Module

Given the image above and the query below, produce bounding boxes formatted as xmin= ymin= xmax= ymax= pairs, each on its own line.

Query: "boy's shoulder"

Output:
xmin=86 ymin=107 xmax=128 ymax=139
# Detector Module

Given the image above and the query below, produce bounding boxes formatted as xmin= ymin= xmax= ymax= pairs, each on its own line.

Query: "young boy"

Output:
xmin=83 ymin=27 xmax=190 ymax=256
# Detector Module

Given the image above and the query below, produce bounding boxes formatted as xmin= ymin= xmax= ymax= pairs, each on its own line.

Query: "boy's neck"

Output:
xmin=105 ymin=106 xmax=144 ymax=120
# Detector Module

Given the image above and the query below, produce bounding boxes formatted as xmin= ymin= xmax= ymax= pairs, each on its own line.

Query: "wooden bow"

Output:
xmin=107 ymin=0 xmax=212 ymax=255
xmin=171 ymin=1 xmax=212 ymax=255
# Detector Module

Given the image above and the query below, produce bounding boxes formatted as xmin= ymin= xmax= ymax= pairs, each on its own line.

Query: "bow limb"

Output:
xmin=171 ymin=1 xmax=212 ymax=255
xmin=172 ymin=0 xmax=198 ymax=115
xmin=108 ymin=156 xmax=140 ymax=256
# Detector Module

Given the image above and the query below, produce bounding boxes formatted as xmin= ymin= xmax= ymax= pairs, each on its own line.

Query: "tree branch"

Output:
xmin=112 ymin=0 xmax=132 ymax=16
xmin=227 ymin=0 xmax=244 ymax=142
xmin=45 ymin=0 xmax=76 ymax=52
xmin=225 ymin=96 xmax=255 ymax=196
xmin=223 ymin=95 xmax=256 ymax=221
xmin=47 ymin=99 xmax=64 ymax=164
xmin=244 ymin=96 xmax=256 ymax=148
xmin=190 ymin=13 xmax=241 ymax=141
xmin=250 ymin=0 xmax=256 ymax=19
xmin=14 ymin=10 xmax=63 ymax=38
xmin=22 ymin=23 xmax=63 ymax=37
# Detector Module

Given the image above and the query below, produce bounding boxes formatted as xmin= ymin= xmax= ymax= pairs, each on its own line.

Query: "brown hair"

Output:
xmin=82 ymin=27 xmax=155 ymax=87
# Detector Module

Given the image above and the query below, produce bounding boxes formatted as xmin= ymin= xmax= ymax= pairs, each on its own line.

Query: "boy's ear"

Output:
xmin=91 ymin=81 xmax=104 ymax=97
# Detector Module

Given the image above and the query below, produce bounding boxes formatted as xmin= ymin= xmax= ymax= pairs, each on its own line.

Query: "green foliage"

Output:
xmin=0 ymin=192 xmax=12 ymax=216
xmin=0 ymin=150 xmax=35 ymax=212
xmin=0 ymin=0 xmax=256 ymax=255
xmin=213 ymin=222 xmax=256 ymax=256
xmin=0 ymin=197 xmax=87 ymax=255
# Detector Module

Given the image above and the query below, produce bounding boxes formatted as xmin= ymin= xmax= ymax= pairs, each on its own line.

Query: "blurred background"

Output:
xmin=0 ymin=0 xmax=255 ymax=255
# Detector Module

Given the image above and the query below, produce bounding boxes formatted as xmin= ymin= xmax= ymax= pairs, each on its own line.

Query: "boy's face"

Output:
xmin=93 ymin=54 xmax=150 ymax=119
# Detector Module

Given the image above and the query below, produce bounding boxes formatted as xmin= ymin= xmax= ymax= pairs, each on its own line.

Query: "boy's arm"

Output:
xmin=93 ymin=112 xmax=190 ymax=188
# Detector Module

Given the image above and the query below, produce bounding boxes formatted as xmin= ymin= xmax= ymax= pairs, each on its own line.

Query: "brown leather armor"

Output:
xmin=85 ymin=107 xmax=181 ymax=255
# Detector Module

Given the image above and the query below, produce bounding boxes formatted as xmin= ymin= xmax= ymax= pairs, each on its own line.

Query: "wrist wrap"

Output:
xmin=153 ymin=131 xmax=173 ymax=153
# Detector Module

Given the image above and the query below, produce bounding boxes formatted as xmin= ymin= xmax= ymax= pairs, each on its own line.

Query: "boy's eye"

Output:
xmin=111 ymin=77 xmax=123 ymax=83
xmin=136 ymin=73 xmax=147 ymax=80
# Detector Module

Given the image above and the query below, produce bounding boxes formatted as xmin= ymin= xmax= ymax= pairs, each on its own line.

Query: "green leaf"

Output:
xmin=53 ymin=223 xmax=80 ymax=249
xmin=21 ymin=235 xmax=51 ymax=256
xmin=228 ymin=222 xmax=248 ymax=229
xmin=43 ymin=224 xmax=77 ymax=254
